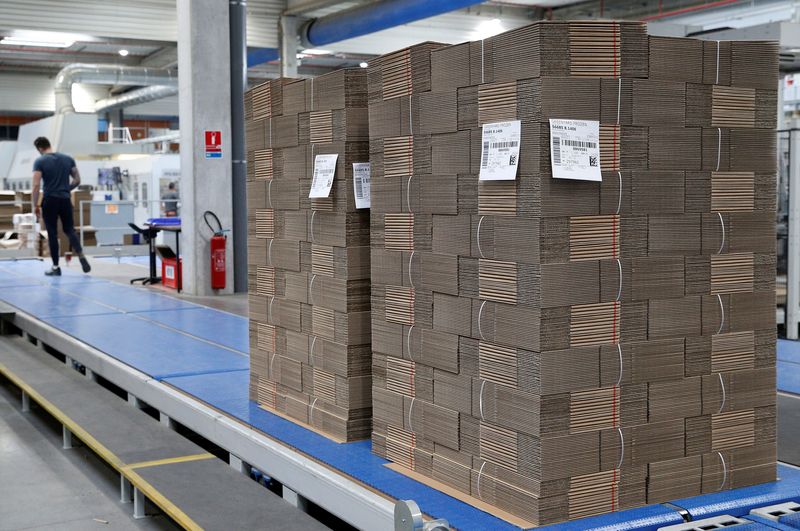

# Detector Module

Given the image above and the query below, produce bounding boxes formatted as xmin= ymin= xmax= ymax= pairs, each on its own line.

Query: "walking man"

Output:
xmin=31 ymin=136 xmax=91 ymax=276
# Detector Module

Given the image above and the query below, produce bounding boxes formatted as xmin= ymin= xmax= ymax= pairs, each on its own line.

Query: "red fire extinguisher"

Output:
xmin=204 ymin=211 xmax=227 ymax=290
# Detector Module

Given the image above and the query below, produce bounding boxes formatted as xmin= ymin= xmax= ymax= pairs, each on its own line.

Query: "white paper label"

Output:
xmin=352 ymin=162 xmax=371 ymax=209
xmin=479 ymin=120 xmax=521 ymax=181
xmin=549 ymin=119 xmax=602 ymax=181
xmin=309 ymin=154 xmax=339 ymax=198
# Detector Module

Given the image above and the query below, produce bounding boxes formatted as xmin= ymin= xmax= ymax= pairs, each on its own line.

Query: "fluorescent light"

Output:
xmin=118 ymin=49 xmax=129 ymax=57
xmin=359 ymin=62 xmax=368 ymax=68
xmin=302 ymin=48 xmax=332 ymax=55
xmin=470 ymin=18 xmax=504 ymax=41
xmin=0 ymin=30 xmax=85 ymax=48
xmin=1 ymin=36 xmax=74 ymax=48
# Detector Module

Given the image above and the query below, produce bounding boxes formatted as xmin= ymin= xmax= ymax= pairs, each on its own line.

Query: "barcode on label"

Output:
xmin=561 ymin=139 xmax=597 ymax=148
xmin=490 ymin=141 xmax=519 ymax=149
xmin=355 ymin=176 xmax=364 ymax=198
xmin=553 ymin=136 xmax=561 ymax=165
xmin=481 ymin=141 xmax=490 ymax=168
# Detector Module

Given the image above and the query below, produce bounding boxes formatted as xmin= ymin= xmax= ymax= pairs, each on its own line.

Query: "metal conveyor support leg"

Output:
xmin=283 ymin=486 xmax=309 ymax=512
xmin=159 ymin=411 xmax=175 ymax=429
xmin=120 ymin=476 xmax=132 ymax=503
xmin=229 ymin=453 xmax=249 ymax=475
xmin=21 ymin=390 xmax=29 ymax=412
xmin=128 ymin=393 xmax=142 ymax=409
xmin=133 ymin=487 xmax=146 ymax=519
xmin=85 ymin=367 xmax=97 ymax=382
xmin=64 ymin=355 xmax=73 ymax=368
xmin=62 ymin=426 xmax=73 ymax=449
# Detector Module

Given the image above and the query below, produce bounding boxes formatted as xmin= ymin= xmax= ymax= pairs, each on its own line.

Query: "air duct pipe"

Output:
xmin=300 ymin=0 xmax=485 ymax=48
xmin=94 ymin=85 xmax=178 ymax=114
xmin=54 ymin=64 xmax=177 ymax=114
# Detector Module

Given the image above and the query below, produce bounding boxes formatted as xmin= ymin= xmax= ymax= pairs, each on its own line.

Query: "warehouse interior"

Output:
xmin=2 ymin=1 xmax=800 ymax=530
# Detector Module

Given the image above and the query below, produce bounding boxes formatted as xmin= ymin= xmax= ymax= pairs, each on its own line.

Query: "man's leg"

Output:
xmin=58 ymin=198 xmax=91 ymax=273
xmin=41 ymin=198 xmax=60 ymax=267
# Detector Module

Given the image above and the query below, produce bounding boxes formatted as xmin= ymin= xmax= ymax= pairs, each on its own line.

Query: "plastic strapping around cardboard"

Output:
xmin=310 ymin=210 xmax=317 ymax=242
xmin=267 ymin=179 xmax=274 ymax=209
xmin=715 ymin=40 xmax=721 ymax=85
xmin=616 ymin=344 xmax=623 ymax=386
xmin=477 ymin=300 xmax=487 ymax=340
xmin=717 ymin=372 xmax=727 ymax=414
xmin=716 ymin=127 xmax=722 ymax=172
xmin=407 ymin=325 xmax=414 ymax=361
xmin=616 ymin=259 xmax=623 ymax=302
xmin=408 ymin=251 xmax=415 ymax=289
xmin=476 ymin=461 xmax=486 ymax=500
xmin=476 ymin=215 xmax=486 ymax=259
xmin=717 ymin=212 xmax=726 ymax=255
xmin=479 ymin=378 xmax=487 ymax=421
xmin=310 ymin=335 xmax=317 ymax=366
xmin=267 ymin=239 xmax=274 ymax=266
xmin=309 ymin=274 xmax=317 ymax=305
xmin=616 ymin=427 xmax=625 ymax=469
xmin=616 ymin=171 xmax=623 ymax=215
xmin=309 ymin=397 xmax=318 ymax=425
xmin=716 ymin=293 xmax=725 ymax=335
xmin=408 ymin=396 xmax=415 ymax=433
xmin=406 ymin=176 xmax=413 ymax=213
xmin=717 ymin=451 xmax=728 ymax=491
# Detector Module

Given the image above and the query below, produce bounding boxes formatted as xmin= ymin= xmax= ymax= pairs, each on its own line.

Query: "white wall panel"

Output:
xmin=127 ymin=95 xmax=179 ymax=117
xmin=0 ymin=0 xmax=282 ymax=47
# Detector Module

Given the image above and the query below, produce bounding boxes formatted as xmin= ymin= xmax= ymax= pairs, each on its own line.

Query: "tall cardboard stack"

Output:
xmin=245 ymin=70 xmax=373 ymax=442
xmin=368 ymin=22 xmax=777 ymax=525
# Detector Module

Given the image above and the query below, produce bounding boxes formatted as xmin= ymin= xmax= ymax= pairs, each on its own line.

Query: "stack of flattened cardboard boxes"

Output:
xmin=368 ymin=21 xmax=777 ymax=525
xmin=246 ymin=70 xmax=372 ymax=442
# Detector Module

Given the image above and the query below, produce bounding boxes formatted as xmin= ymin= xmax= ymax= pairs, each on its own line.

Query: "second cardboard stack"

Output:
xmin=246 ymin=70 xmax=373 ymax=442
xmin=368 ymin=21 xmax=778 ymax=526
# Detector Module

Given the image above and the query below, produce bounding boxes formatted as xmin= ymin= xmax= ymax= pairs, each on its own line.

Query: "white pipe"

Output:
xmin=95 ymin=85 xmax=178 ymax=114
xmin=54 ymin=64 xmax=177 ymax=114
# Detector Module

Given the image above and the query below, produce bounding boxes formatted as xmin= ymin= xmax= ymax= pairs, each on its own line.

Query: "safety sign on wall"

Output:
xmin=205 ymin=130 xmax=222 ymax=159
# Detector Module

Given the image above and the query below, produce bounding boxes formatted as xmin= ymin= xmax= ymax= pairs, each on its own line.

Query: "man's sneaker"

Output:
xmin=44 ymin=266 xmax=61 ymax=276
xmin=79 ymin=256 xmax=91 ymax=273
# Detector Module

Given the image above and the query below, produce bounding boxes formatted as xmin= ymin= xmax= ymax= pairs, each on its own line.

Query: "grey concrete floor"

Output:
xmin=0 ymin=379 xmax=178 ymax=531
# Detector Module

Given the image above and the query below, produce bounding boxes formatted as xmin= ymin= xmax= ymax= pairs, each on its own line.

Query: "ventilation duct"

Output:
xmin=54 ymin=64 xmax=177 ymax=114
xmin=94 ymin=85 xmax=178 ymax=114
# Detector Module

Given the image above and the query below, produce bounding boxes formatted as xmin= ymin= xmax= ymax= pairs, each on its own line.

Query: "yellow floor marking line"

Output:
xmin=124 ymin=453 xmax=215 ymax=470
xmin=0 ymin=362 xmax=204 ymax=531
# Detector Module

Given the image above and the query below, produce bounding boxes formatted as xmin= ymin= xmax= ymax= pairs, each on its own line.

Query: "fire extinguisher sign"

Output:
xmin=205 ymin=130 xmax=222 ymax=159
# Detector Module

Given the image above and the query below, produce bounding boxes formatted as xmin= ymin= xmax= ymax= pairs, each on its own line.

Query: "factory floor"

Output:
xmin=0 ymin=253 xmax=247 ymax=531
xmin=0 ymin=379 xmax=177 ymax=531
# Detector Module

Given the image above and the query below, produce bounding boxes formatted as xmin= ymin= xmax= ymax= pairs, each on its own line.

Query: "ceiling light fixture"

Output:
xmin=0 ymin=30 xmax=85 ymax=48
xmin=359 ymin=62 xmax=368 ymax=68
xmin=118 ymin=49 xmax=129 ymax=57
xmin=302 ymin=48 xmax=332 ymax=55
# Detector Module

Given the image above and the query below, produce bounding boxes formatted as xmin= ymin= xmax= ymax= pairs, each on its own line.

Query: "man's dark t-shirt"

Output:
xmin=33 ymin=152 xmax=75 ymax=199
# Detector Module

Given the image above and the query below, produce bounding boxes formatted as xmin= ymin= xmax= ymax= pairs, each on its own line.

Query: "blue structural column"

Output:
xmin=177 ymin=0 xmax=235 ymax=295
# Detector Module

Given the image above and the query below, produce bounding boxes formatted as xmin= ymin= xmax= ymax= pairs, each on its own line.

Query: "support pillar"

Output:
xmin=280 ymin=16 xmax=299 ymax=77
xmin=133 ymin=487 xmax=146 ymax=518
xmin=177 ymin=0 xmax=234 ymax=296
xmin=788 ymin=128 xmax=800 ymax=339
xmin=120 ymin=476 xmax=132 ymax=503
xmin=230 ymin=0 xmax=248 ymax=293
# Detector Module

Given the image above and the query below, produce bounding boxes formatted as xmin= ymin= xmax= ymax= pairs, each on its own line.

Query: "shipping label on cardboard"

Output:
xmin=353 ymin=162 xmax=371 ymax=209
xmin=309 ymin=154 xmax=339 ymax=198
xmin=479 ymin=120 xmax=521 ymax=181
xmin=549 ymin=119 xmax=602 ymax=181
